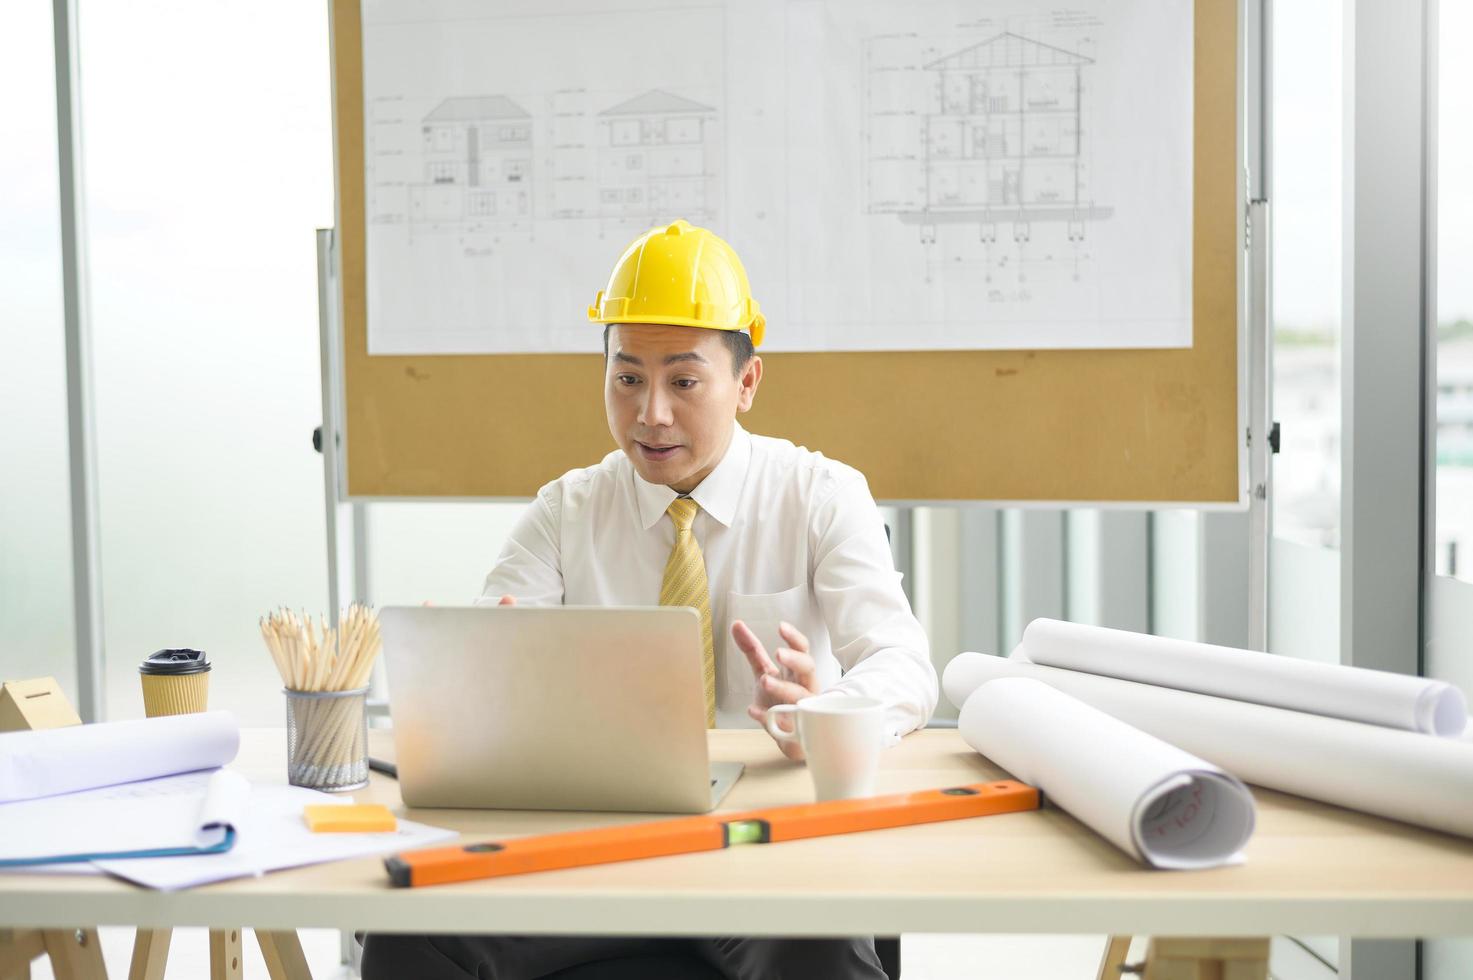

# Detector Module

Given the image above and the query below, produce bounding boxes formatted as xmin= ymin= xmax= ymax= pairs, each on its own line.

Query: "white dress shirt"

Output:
xmin=478 ymin=422 xmax=938 ymax=741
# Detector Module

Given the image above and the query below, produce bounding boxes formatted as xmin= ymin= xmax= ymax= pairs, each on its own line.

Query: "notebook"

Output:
xmin=0 ymin=769 xmax=246 ymax=866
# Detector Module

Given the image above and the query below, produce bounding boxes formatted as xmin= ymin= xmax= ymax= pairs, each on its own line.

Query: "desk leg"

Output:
xmin=41 ymin=929 xmax=108 ymax=980
xmin=256 ymin=931 xmax=313 ymax=980
xmin=209 ymin=930 xmax=243 ymax=980
xmin=1097 ymin=936 xmax=1133 ymax=979
xmin=0 ymin=929 xmax=47 ymax=980
xmin=127 ymin=929 xmax=171 ymax=980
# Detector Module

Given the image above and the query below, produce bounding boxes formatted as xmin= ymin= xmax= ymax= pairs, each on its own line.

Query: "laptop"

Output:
xmin=379 ymin=605 xmax=743 ymax=813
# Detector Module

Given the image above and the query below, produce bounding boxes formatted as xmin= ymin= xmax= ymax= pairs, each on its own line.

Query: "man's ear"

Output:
xmin=736 ymin=355 xmax=762 ymax=413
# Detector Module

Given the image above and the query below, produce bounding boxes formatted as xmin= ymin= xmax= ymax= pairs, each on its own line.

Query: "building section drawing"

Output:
xmin=927 ymin=33 xmax=1106 ymax=221
xmin=865 ymin=28 xmax=1115 ymax=297
xmin=408 ymin=95 xmax=533 ymax=230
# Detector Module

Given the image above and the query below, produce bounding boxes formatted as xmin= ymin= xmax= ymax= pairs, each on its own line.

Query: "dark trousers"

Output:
xmin=360 ymin=933 xmax=887 ymax=980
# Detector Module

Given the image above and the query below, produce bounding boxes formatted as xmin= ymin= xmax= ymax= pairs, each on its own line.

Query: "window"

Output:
xmin=1271 ymin=0 xmax=1343 ymax=552
xmin=1267 ymin=0 xmax=1343 ymax=663
xmin=1427 ymin=9 xmax=1473 ymax=973
xmin=610 ymin=119 xmax=640 ymax=146
xmin=665 ymin=117 xmax=700 ymax=144
xmin=1434 ymin=0 xmax=1473 ymax=585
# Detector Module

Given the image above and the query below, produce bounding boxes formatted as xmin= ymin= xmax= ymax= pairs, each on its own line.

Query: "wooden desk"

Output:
xmin=2 ymin=729 xmax=1472 ymax=940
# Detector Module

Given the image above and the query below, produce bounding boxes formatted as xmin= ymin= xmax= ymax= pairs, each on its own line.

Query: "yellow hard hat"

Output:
xmin=587 ymin=219 xmax=765 ymax=348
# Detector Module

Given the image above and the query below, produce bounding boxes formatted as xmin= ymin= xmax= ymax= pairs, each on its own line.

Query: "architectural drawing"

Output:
xmin=547 ymin=89 xmax=596 ymax=220
xmin=595 ymin=89 xmax=718 ymax=221
xmin=361 ymin=0 xmax=1193 ymax=356
xmin=408 ymin=95 xmax=533 ymax=228
xmin=381 ymin=88 xmax=719 ymax=235
xmin=921 ymin=32 xmax=1107 ymax=223
xmin=866 ymin=30 xmax=1114 ymax=296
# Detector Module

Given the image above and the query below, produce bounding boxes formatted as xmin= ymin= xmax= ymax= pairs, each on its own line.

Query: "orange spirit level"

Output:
xmin=385 ymin=780 xmax=1039 ymax=888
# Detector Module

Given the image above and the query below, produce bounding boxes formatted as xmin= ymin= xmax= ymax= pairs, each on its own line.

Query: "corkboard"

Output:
xmin=330 ymin=0 xmax=1239 ymax=503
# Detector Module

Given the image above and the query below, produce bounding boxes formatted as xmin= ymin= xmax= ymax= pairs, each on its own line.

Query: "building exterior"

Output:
xmin=413 ymin=95 xmax=533 ymax=223
xmin=596 ymin=89 xmax=717 ymax=221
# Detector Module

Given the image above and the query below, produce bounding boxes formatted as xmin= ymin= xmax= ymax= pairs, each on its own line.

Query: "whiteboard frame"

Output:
xmin=321 ymin=0 xmax=1259 ymax=513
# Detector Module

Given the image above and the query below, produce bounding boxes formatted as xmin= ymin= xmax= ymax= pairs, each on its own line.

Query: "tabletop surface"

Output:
xmin=3 ymin=728 xmax=1473 ymax=937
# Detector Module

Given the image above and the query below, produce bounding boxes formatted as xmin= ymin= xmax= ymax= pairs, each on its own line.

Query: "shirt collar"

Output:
xmin=633 ymin=423 xmax=752 ymax=531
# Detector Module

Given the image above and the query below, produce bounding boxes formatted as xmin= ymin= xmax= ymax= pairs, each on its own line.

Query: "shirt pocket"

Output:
xmin=723 ymin=584 xmax=813 ymax=701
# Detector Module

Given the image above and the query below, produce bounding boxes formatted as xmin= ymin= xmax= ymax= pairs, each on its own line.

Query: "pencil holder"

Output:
xmin=284 ymin=687 xmax=369 ymax=792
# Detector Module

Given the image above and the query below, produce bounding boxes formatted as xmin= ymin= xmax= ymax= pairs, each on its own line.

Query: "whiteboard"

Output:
xmin=361 ymin=0 xmax=1193 ymax=355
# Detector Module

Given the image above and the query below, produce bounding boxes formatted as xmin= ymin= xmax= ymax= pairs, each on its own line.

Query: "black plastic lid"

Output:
xmin=139 ymin=648 xmax=211 ymax=675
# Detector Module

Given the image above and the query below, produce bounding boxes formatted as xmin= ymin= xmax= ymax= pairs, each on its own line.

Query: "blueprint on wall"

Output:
xmin=362 ymin=0 xmax=1193 ymax=355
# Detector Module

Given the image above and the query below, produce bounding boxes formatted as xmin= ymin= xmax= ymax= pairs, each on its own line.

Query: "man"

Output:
xmin=363 ymin=220 xmax=936 ymax=979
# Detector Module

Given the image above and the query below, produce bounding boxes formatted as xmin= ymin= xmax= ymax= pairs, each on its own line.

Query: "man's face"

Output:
xmin=605 ymin=323 xmax=761 ymax=493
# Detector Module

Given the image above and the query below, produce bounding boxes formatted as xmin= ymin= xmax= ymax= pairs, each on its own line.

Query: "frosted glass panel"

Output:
xmin=368 ymin=502 xmax=525 ymax=607
xmin=1268 ymin=540 xmax=1339 ymax=664
xmin=79 ymin=0 xmax=334 ymax=724
xmin=0 ymin=2 xmax=75 ymax=695
xmin=1150 ymin=511 xmax=1200 ymax=642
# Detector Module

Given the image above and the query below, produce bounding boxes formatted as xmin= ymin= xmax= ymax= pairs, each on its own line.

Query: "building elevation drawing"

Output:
xmin=392 ymin=88 xmax=720 ymax=236
xmin=547 ymin=88 xmax=720 ymax=227
xmin=409 ymin=95 xmax=533 ymax=229
xmin=597 ymin=90 xmax=718 ymax=221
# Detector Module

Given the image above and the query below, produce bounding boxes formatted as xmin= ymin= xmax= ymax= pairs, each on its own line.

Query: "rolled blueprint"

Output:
xmin=944 ymin=654 xmax=1473 ymax=839
xmin=959 ymin=678 xmax=1255 ymax=868
xmin=1017 ymin=619 xmax=1468 ymax=737
xmin=0 ymin=710 xmax=239 ymax=802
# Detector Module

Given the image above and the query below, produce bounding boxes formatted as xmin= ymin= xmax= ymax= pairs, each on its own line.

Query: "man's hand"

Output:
xmin=732 ymin=619 xmax=820 ymax=761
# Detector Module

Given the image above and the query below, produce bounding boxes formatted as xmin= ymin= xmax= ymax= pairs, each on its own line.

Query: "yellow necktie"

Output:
xmin=660 ymin=498 xmax=716 ymax=728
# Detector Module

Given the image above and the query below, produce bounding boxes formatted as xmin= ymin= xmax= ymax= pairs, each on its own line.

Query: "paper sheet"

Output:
xmin=958 ymin=677 xmax=1253 ymax=868
xmin=0 ymin=711 xmax=240 ymax=803
xmin=92 ymin=783 xmax=456 ymax=891
xmin=943 ymin=653 xmax=1473 ymax=839
xmin=361 ymin=0 xmax=1193 ymax=355
xmin=1017 ymin=619 xmax=1469 ymax=736
xmin=0 ymin=770 xmax=248 ymax=865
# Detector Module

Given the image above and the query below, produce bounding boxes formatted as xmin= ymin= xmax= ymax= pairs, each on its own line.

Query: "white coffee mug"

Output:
xmin=765 ymin=697 xmax=886 ymax=801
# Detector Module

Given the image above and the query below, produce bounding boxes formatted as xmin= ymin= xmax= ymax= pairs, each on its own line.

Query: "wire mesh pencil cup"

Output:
xmin=284 ymin=686 xmax=370 ymax=791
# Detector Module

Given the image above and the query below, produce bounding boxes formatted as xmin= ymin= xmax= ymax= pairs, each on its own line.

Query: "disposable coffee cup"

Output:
xmin=139 ymin=648 xmax=211 ymax=717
